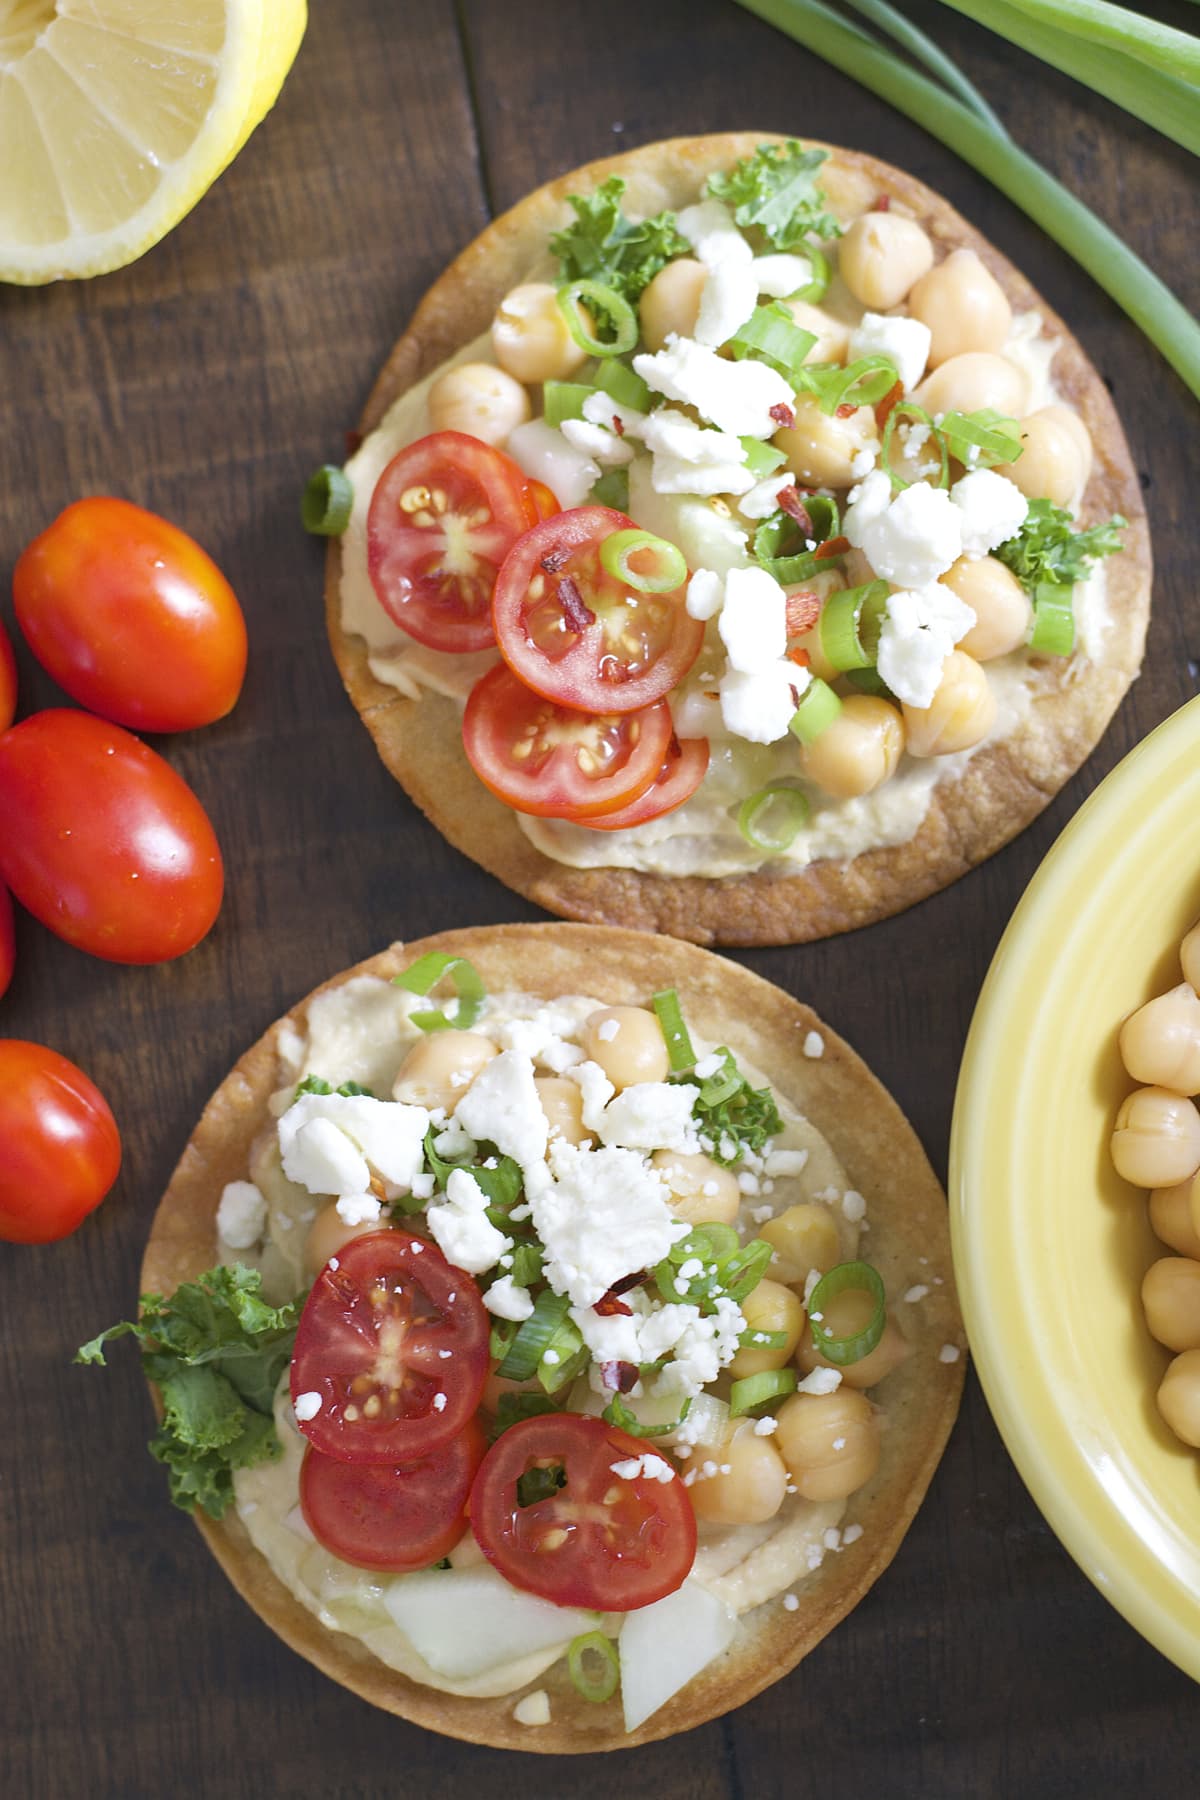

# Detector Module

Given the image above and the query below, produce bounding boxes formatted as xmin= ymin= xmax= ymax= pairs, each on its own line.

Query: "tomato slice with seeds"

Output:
xmin=581 ymin=736 xmax=709 ymax=831
xmin=462 ymin=664 xmax=673 ymax=821
xmin=300 ymin=1418 xmax=486 ymax=1571
xmin=290 ymin=1230 xmax=489 ymax=1464
xmin=493 ymin=506 xmax=704 ymax=714
xmin=469 ymin=1415 xmax=697 ymax=1611
xmin=367 ymin=431 xmax=538 ymax=653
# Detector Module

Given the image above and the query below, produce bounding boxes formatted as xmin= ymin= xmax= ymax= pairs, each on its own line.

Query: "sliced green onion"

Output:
xmin=938 ymin=409 xmax=1024 ymax=469
xmin=603 ymin=1392 xmax=692 ymax=1438
xmin=737 ymin=781 xmax=810 ymax=854
xmin=496 ymin=1290 xmax=571 ymax=1382
xmin=843 ymin=666 xmax=894 ymax=698
xmin=301 ymin=465 xmax=353 ymax=537
xmin=807 ymin=1260 xmax=886 ymax=1366
xmin=720 ymin=1239 xmax=774 ymax=1304
xmin=694 ymin=1049 xmax=744 ymax=1110
xmin=489 ymin=1317 xmax=519 ymax=1362
xmin=819 ymin=580 xmax=890 ymax=672
xmin=738 ymin=1328 xmax=789 ymax=1350
xmin=589 ymin=467 xmax=629 ymax=510
xmin=539 ymin=1324 xmax=590 ymax=1396
xmin=507 ymin=1242 xmax=544 ymax=1288
xmin=788 ymin=678 xmax=843 ymax=746
xmin=880 ymin=400 xmax=948 ymax=491
xmin=785 ymin=243 xmax=831 ymax=304
xmin=568 ymin=1631 xmax=620 ymax=1704
xmin=599 ymin=529 xmax=687 ymax=594
xmin=543 ymin=380 xmax=595 ymax=427
xmin=593 ymin=358 xmax=650 ymax=411
xmin=1029 ymin=583 xmax=1077 ymax=655
xmin=730 ymin=301 xmax=817 ymax=382
xmin=843 ymin=0 xmax=1009 ymax=130
xmin=740 ymin=435 xmax=789 ymax=478
xmin=753 ymin=494 xmax=841 ymax=583
xmin=729 ymin=1369 xmax=798 ymax=1417
xmin=652 ymin=988 xmax=696 ymax=1073
xmin=801 ymin=354 xmax=901 ymax=415
xmin=392 ymin=951 xmax=486 ymax=1032
xmin=556 ymin=279 xmax=638 ymax=357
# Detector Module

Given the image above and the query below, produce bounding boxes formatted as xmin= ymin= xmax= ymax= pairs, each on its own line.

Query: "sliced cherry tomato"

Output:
xmin=0 ymin=1039 xmax=121 ymax=1243
xmin=13 ymin=498 xmax=247 ymax=733
xmin=581 ymin=736 xmax=709 ymax=831
xmin=368 ymin=431 xmax=537 ymax=652
xmin=0 ymin=710 xmax=223 ymax=965
xmin=524 ymin=478 xmax=561 ymax=522
xmin=469 ymin=1414 xmax=696 ymax=1611
xmin=493 ymin=507 xmax=704 ymax=714
xmin=300 ymin=1416 xmax=486 ymax=1571
xmin=290 ymin=1230 xmax=490 ymax=1464
xmin=0 ymin=618 xmax=16 ymax=732
xmin=0 ymin=887 xmax=13 ymax=1001
xmin=463 ymin=665 xmax=673 ymax=820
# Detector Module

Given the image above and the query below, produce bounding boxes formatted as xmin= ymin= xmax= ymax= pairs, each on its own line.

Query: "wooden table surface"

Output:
xmin=2 ymin=2 xmax=1197 ymax=1794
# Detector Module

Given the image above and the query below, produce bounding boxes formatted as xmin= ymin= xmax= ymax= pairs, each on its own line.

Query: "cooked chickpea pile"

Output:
xmin=1110 ymin=918 xmax=1200 ymax=1449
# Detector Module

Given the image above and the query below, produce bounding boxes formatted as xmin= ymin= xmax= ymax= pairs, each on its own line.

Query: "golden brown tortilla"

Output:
xmin=324 ymin=133 xmax=1150 ymax=947
xmin=142 ymin=922 xmax=963 ymax=1751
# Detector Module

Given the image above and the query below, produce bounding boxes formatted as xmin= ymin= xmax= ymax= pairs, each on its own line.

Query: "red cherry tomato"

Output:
xmin=0 ymin=618 xmax=16 ymax=732
xmin=0 ymin=1039 xmax=121 ymax=1243
xmin=462 ymin=665 xmax=674 ymax=821
xmin=367 ymin=432 xmax=538 ymax=653
xmin=300 ymin=1417 xmax=486 ymax=1571
xmin=0 ymin=887 xmax=14 ymax=1001
xmin=290 ymin=1231 xmax=490 ymax=1464
xmin=581 ymin=736 xmax=710 ymax=831
xmin=492 ymin=506 xmax=704 ymax=714
xmin=469 ymin=1414 xmax=697 ymax=1611
xmin=13 ymin=498 xmax=247 ymax=733
xmin=524 ymin=478 xmax=561 ymax=522
xmin=0 ymin=710 xmax=223 ymax=965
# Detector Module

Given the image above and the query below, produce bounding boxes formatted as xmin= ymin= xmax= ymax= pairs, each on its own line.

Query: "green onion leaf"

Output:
xmin=489 ymin=1317 xmax=519 ymax=1362
xmin=1028 ymin=583 xmax=1076 ymax=655
xmin=737 ymin=781 xmax=810 ymax=854
xmin=753 ymin=494 xmax=841 ymax=584
xmin=496 ymin=1290 xmax=571 ymax=1382
xmin=537 ymin=1316 xmax=590 ymax=1395
xmin=843 ymin=666 xmax=896 ymax=699
xmin=738 ymin=1328 xmax=789 ymax=1350
xmin=543 ymin=381 xmax=595 ymax=427
xmin=506 ymin=1242 xmax=544 ymax=1289
xmin=556 ymin=279 xmax=638 ymax=358
xmin=516 ymin=1463 xmax=567 ymax=1508
xmin=807 ymin=1260 xmax=886 ymax=1365
xmin=593 ymin=358 xmax=651 ymax=411
xmin=603 ymin=1392 xmax=692 ymax=1438
xmin=819 ymin=580 xmax=890 ymax=672
xmin=651 ymin=988 xmax=696 ymax=1073
xmin=938 ymin=408 xmax=1024 ymax=469
xmin=730 ymin=301 xmax=817 ymax=382
xmin=301 ymin=465 xmax=353 ymax=537
xmin=740 ymin=435 xmax=790 ymax=477
xmin=801 ymin=354 xmax=900 ymax=415
xmin=720 ymin=1239 xmax=774 ymax=1304
xmin=788 ymin=678 xmax=843 ymax=747
xmin=729 ymin=1368 xmax=798 ymax=1417
xmin=392 ymin=951 xmax=486 ymax=1032
xmin=568 ymin=1631 xmax=621 ymax=1704
xmin=785 ymin=243 xmax=832 ymax=303
xmin=490 ymin=1392 xmax=564 ymax=1441
xmin=589 ymin=466 xmax=630 ymax=510
xmin=880 ymin=400 xmax=948 ymax=491
xmin=693 ymin=1049 xmax=744 ymax=1110
xmin=599 ymin=528 xmax=687 ymax=594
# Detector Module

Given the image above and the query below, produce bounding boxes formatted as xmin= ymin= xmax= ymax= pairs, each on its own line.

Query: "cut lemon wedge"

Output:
xmin=0 ymin=0 xmax=306 ymax=284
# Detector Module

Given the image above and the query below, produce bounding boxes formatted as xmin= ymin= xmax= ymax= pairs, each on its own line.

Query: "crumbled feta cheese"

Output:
xmin=280 ymin=1092 xmax=430 ymax=1193
xmin=876 ymin=582 xmax=976 ymax=708
xmin=453 ymin=1050 xmax=548 ymax=1172
xmin=677 ymin=197 xmax=753 ymax=267
xmin=719 ymin=660 xmax=808 ymax=744
xmin=432 ymin=1119 xmax=474 ymax=1160
xmin=950 ymin=469 xmax=1029 ymax=556
xmin=409 ymin=1171 xmax=437 ymax=1202
xmin=493 ymin=1013 xmax=583 ymax=1075
xmin=850 ymin=444 xmax=877 ymax=480
xmin=568 ymin=1059 xmax=616 ymax=1133
xmin=904 ymin=1284 xmax=931 ymax=1303
xmin=506 ymin=419 xmax=598 ymax=508
xmin=293 ymin=1391 xmax=322 ymax=1423
xmin=737 ymin=471 xmax=796 ymax=521
xmin=559 ymin=416 xmax=635 ymax=467
xmin=796 ymin=1367 xmax=843 ymax=1395
xmin=693 ymin=1052 xmax=725 ymax=1080
xmin=336 ymin=1193 xmax=382 ymax=1227
xmin=695 ymin=259 xmax=759 ymax=348
xmin=803 ymin=1031 xmax=824 ymax=1059
xmin=842 ymin=1189 xmax=867 ymax=1222
xmin=633 ymin=407 xmax=755 ymax=498
xmin=280 ymin=1113 xmax=370 ymax=1198
xmin=753 ymin=1415 xmax=779 ymax=1436
xmin=483 ymin=1275 xmax=536 ymax=1321
xmin=581 ymin=389 xmax=646 ymax=439
xmin=753 ymin=252 xmax=816 ymax=298
xmin=781 ymin=1592 xmax=800 ymax=1612
xmin=939 ymin=1343 xmax=962 ymax=1363
xmin=686 ymin=567 xmax=725 ymax=621
xmin=597 ymin=1081 xmax=700 ymax=1154
xmin=425 ymin=1167 xmax=512 ymax=1275
xmin=718 ymin=565 xmax=789 ymax=673
xmin=655 ymin=1294 xmax=746 ymax=1396
xmin=530 ymin=1142 xmax=687 ymax=1308
xmin=764 ymin=1148 xmax=808 ymax=1177
xmin=571 ymin=1302 xmax=643 ymax=1364
xmin=431 ymin=1392 xmax=447 ymax=1412
xmin=513 ymin=1690 xmax=551 ymax=1728
xmin=843 ymin=1523 xmax=864 ymax=1544
xmin=634 ymin=336 xmax=794 ymax=438
xmin=216 ymin=1180 xmax=267 ymax=1249
xmin=750 ymin=1203 xmax=775 ymax=1225
xmin=610 ymin=1453 xmax=675 ymax=1483
xmin=846 ymin=475 xmax=962 ymax=588
xmin=737 ymin=1171 xmax=760 ymax=1196
xmin=823 ymin=1527 xmax=842 ymax=1551
xmin=849 ymin=312 xmax=931 ymax=394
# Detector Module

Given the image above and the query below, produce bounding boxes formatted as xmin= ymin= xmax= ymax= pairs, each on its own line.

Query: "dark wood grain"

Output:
xmin=1 ymin=2 xmax=1196 ymax=1794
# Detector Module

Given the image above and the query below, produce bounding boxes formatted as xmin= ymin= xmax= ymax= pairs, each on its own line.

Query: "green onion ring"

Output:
xmin=787 ymin=678 xmax=842 ymax=747
xmin=603 ymin=1392 xmax=692 ymax=1438
xmin=556 ymin=279 xmax=638 ymax=357
xmin=1029 ymin=584 xmax=1076 ymax=656
xmin=729 ymin=1368 xmax=798 ymax=1417
xmin=938 ymin=408 xmax=1024 ymax=468
xmin=599 ymin=528 xmax=687 ymax=594
xmin=392 ymin=951 xmax=486 ymax=1032
xmin=818 ymin=580 xmax=890 ymax=672
xmin=880 ymin=400 xmax=948 ymax=491
xmin=543 ymin=380 xmax=595 ymax=427
xmin=736 ymin=781 xmax=810 ymax=854
xmin=720 ymin=1238 xmax=774 ymax=1304
xmin=738 ymin=1328 xmax=789 ymax=1350
xmin=786 ymin=243 xmax=831 ymax=304
xmin=807 ymin=1260 xmax=886 ymax=1366
xmin=805 ymin=353 xmax=900 ymax=415
xmin=301 ymin=464 xmax=353 ymax=536
xmin=695 ymin=1049 xmax=744 ymax=1109
xmin=652 ymin=988 xmax=696 ymax=1072
xmin=730 ymin=301 xmax=818 ymax=383
xmin=568 ymin=1632 xmax=620 ymax=1704
xmin=593 ymin=358 xmax=651 ymax=411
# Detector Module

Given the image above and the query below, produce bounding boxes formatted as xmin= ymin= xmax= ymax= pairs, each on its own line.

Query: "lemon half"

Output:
xmin=0 ymin=0 xmax=306 ymax=284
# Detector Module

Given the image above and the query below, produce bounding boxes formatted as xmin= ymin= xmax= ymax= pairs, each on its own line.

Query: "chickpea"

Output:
xmin=1141 ymin=1258 xmax=1200 ymax=1352
xmin=902 ymin=651 xmax=996 ymax=758
xmin=913 ymin=352 xmax=1030 ymax=420
xmin=1111 ymin=1087 xmax=1200 ymax=1189
xmin=760 ymin=1203 xmax=842 ymax=1285
xmin=650 ymin=1149 xmax=740 ymax=1226
xmin=535 ymin=1076 xmax=591 ymax=1149
xmin=427 ymin=362 xmax=530 ymax=446
xmin=729 ymin=1279 xmax=805 ymax=1379
xmin=775 ymin=1388 xmax=881 ymax=1501
xmin=581 ymin=1006 xmax=669 ymax=1090
xmin=782 ymin=298 xmax=850 ymax=365
xmin=1181 ymin=921 xmax=1200 ymax=992
xmin=638 ymin=257 xmax=707 ymax=352
xmin=303 ymin=1202 xmax=388 ymax=1278
xmin=687 ymin=1424 xmax=788 ymax=1525
xmin=996 ymin=409 xmax=1089 ymax=509
xmin=837 ymin=211 xmax=934 ymax=310
xmin=801 ymin=694 xmax=905 ymax=799
xmin=941 ymin=555 xmax=1031 ymax=662
xmin=796 ymin=1299 xmax=911 ymax=1391
xmin=1156 ymin=1348 xmax=1200 ymax=1448
xmin=491 ymin=282 xmax=588 ymax=384
xmin=906 ymin=248 xmax=1012 ymax=366
xmin=774 ymin=393 xmax=879 ymax=488
xmin=794 ymin=620 xmax=839 ymax=683
xmin=392 ymin=1030 xmax=497 ymax=1112
xmin=1149 ymin=1177 xmax=1200 ymax=1260
xmin=1119 ymin=984 xmax=1200 ymax=1095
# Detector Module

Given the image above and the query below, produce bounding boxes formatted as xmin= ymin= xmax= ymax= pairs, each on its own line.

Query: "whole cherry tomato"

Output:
xmin=0 ymin=617 xmax=16 ymax=732
xmin=0 ymin=1040 xmax=121 ymax=1243
xmin=0 ymin=710 xmax=223 ymax=964
xmin=13 ymin=498 xmax=247 ymax=733
xmin=0 ymin=886 xmax=14 ymax=1000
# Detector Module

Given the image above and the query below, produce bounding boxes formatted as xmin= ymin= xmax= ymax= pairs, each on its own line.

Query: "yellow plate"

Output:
xmin=950 ymin=695 xmax=1200 ymax=1682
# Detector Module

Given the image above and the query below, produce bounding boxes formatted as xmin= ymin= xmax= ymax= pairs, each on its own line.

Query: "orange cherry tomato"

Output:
xmin=0 ymin=1039 xmax=121 ymax=1243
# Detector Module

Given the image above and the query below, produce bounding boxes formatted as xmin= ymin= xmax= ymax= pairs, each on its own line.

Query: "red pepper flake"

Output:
xmin=815 ymin=535 xmax=850 ymax=560
xmin=768 ymin=401 xmax=795 ymax=429
xmin=836 ymin=402 xmax=857 ymax=419
xmin=612 ymin=414 xmax=625 ymax=436
xmin=344 ymin=429 xmax=364 ymax=457
xmin=785 ymin=589 xmax=821 ymax=635
xmin=557 ymin=575 xmax=595 ymax=632
xmin=787 ymin=645 xmax=812 ymax=669
xmin=541 ymin=549 xmax=569 ymax=574
xmin=594 ymin=1292 xmax=633 ymax=1318
xmin=600 ymin=1360 xmax=640 ymax=1393
xmin=874 ymin=193 xmax=891 ymax=211
xmin=703 ymin=690 xmax=719 ymax=701
xmin=874 ymin=380 xmax=904 ymax=431
xmin=778 ymin=484 xmax=813 ymax=538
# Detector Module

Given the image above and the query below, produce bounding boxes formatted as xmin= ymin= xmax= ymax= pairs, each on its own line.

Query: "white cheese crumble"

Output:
xmin=904 ymin=1284 xmax=931 ymax=1303
xmin=279 ymin=1092 xmax=430 ymax=1194
xmin=634 ymin=335 xmax=793 ymax=438
xmin=293 ymin=1392 xmax=322 ymax=1423
xmin=753 ymin=252 xmax=816 ymax=297
xmin=849 ymin=312 xmax=930 ymax=393
xmin=718 ymin=565 xmax=789 ymax=673
xmin=216 ymin=1180 xmax=267 ymax=1249
xmin=598 ymin=1081 xmax=701 ymax=1154
xmin=843 ymin=1523 xmax=864 ymax=1544
xmin=846 ymin=472 xmax=962 ymax=588
xmin=610 ymin=1453 xmax=675 ymax=1483
xmin=686 ymin=567 xmax=724 ymax=621
xmin=453 ymin=1050 xmax=548 ymax=1172
xmin=425 ymin=1167 xmax=513 ymax=1275
xmin=876 ymin=583 xmax=976 ymax=709
xmin=796 ymin=1367 xmax=843 ymax=1395
xmin=753 ymin=1415 xmax=779 ymax=1436
xmin=676 ymin=197 xmax=753 ymax=267
xmin=559 ymin=416 xmax=635 ymax=467
xmin=782 ymin=1592 xmax=800 ymax=1612
xmin=695 ymin=259 xmax=758 ymax=348
xmin=568 ymin=1059 xmax=616 ymax=1133
xmin=513 ymin=1690 xmax=551 ymax=1727
xmin=719 ymin=659 xmax=808 ymax=744
xmin=842 ymin=1189 xmax=866 ymax=1222
xmin=528 ymin=1141 xmax=688 ymax=1309
xmin=802 ymin=1031 xmax=824 ymax=1059
xmin=335 ymin=1193 xmax=382 ymax=1227
xmin=950 ymin=468 xmax=1029 ymax=556
xmin=764 ymin=1147 xmax=808 ymax=1176
xmin=483 ymin=1275 xmax=536 ymax=1321
xmin=632 ymin=407 xmax=755 ymax=498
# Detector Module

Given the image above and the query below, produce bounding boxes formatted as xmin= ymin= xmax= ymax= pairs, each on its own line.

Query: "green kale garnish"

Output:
xmin=706 ymin=140 xmax=840 ymax=250
xmin=995 ymin=498 xmax=1126 ymax=591
xmin=550 ymin=175 xmax=689 ymax=303
xmin=676 ymin=1047 xmax=783 ymax=1167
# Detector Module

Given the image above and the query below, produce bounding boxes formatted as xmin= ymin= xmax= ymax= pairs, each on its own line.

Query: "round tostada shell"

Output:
xmin=324 ymin=132 xmax=1150 ymax=948
xmin=141 ymin=922 xmax=963 ymax=1751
